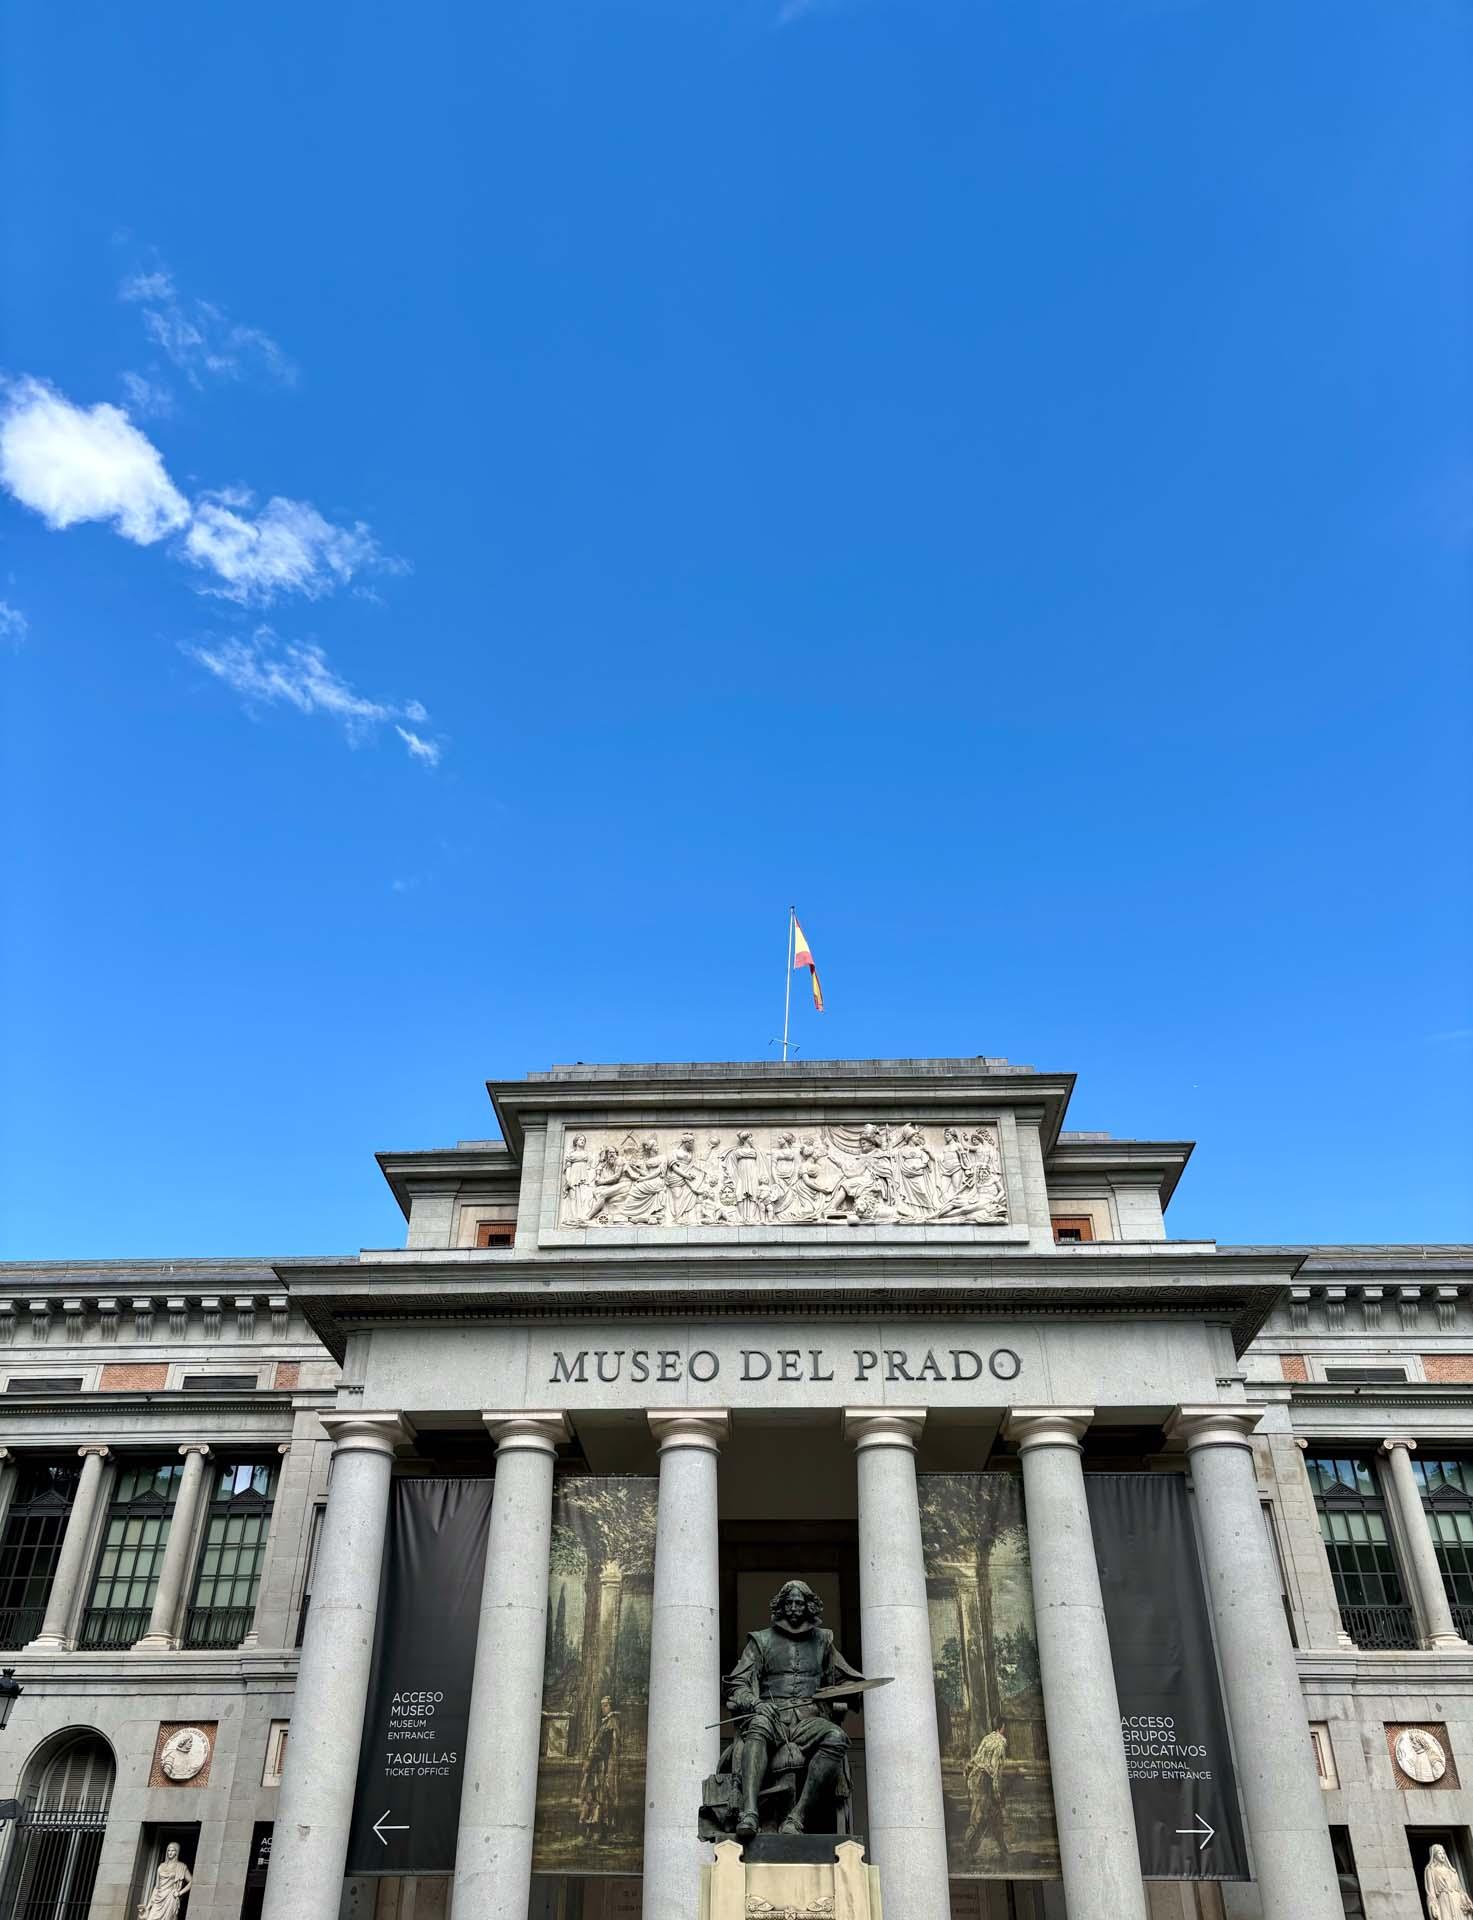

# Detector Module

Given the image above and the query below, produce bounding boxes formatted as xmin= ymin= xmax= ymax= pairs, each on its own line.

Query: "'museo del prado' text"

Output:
xmin=547 ymin=1345 xmax=1021 ymax=1386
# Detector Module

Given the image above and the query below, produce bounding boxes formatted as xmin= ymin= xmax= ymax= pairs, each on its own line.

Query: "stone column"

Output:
xmin=842 ymin=1409 xmax=950 ymax=1914
xmin=1171 ymin=1408 xmax=1342 ymax=1920
xmin=1381 ymin=1437 xmax=1467 ymax=1649
xmin=642 ymin=1410 xmax=729 ymax=1920
xmin=27 ymin=1445 xmax=110 ymax=1651
xmin=1003 ymin=1409 xmax=1146 ymax=1920
xmin=0 ymin=1449 xmax=17 ymax=1541
xmin=453 ymin=1412 xmax=570 ymax=1920
xmin=261 ymin=1413 xmax=407 ymax=1920
xmin=134 ymin=1445 xmax=212 ymax=1651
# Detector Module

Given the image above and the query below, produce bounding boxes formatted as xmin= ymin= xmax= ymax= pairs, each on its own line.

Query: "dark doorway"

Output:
xmin=237 ymin=1823 xmax=273 ymax=1920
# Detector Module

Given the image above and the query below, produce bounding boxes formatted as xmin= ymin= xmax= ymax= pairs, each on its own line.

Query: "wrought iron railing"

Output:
xmin=0 ymin=1604 xmax=46 ymax=1650
xmin=77 ymin=1608 xmax=150 ymax=1650
xmin=1338 ymin=1602 xmax=1419 ymax=1650
xmin=1451 ymin=1604 xmax=1473 ymax=1643
xmin=183 ymin=1606 xmax=254 ymax=1649
xmin=0 ymin=1808 xmax=108 ymax=1920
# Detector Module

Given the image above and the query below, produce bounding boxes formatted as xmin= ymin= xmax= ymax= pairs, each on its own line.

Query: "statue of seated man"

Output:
xmin=721 ymin=1579 xmax=866 ymax=1839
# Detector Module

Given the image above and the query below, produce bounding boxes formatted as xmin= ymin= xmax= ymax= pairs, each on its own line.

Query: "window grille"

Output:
xmin=79 ymin=1460 xmax=183 ymax=1650
xmin=1321 ymin=1366 xmax=1408 ymax=1384
xmin=1305 ymin=1452 xmax=1417 ymax=1649
xmin=0 ymin=1461 xmax=81 ymax=1651
xmin=474 ymin=1220 xmax=515 ymax=1247
xmin=183 ymin=1460 xmax=278 ymax=1650
xmin=179 ymin=1374 xmax=257 ymax=1392
xmin=1050 ymin=1216 xmax=1094 ymax=1243
xmin=4 ymin=1379 xmax=84 ymax=1395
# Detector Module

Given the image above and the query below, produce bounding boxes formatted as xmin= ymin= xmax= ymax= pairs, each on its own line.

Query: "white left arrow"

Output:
xmin=373 ymin=1811 xmax=409 ymax=1845
xmin=1174 ymin=1813 xmax=1215 ymax=1852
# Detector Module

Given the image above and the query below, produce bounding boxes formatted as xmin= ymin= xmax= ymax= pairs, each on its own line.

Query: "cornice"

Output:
xmin=376 ymin=1146 xmax=518 ymax=1220
xmin=292 ymin=1268 xmax=1283 ymax=1361
xmin=1043 ymin=1139 xmax=1195 ymax=1208
xmin=487 ymin=1066 xmax=1078 ymax=1156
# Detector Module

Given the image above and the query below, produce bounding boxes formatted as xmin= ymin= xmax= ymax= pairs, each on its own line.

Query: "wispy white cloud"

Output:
xmin=119 ymin=267 xmax=296 ymax=389
xmin=395 ymin=725 xmax=442 ymax=767
xmin=186 ymin=629 xmax=440 ymax=763
xmin=0 ymin=376 xmax=397 ymax=605
xmin=183 ymin=492 xmax=393 ymax=605
xmin=1429 ymin=1027 xmax=1473 ymax=1044
xmin=119 ymin=371 xmax=175 ymax=420
xmin=0 ymin=378 xmax=190 ymax=544
xmin=0 ymin=599 xmax=27 ymax=645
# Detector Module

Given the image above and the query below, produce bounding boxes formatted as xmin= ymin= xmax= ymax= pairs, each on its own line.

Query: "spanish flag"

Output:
xmin=792 ymin=914 xmax=824 ymax=1012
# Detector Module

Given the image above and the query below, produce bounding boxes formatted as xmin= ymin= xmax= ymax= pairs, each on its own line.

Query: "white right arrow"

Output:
xmin=373 ymin=1811 xmax=409 ymax=1846
xmin=1174 ymin=1812 xmax=1215 ymax=1852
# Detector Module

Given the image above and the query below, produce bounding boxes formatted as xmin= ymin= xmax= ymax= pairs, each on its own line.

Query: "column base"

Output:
xmin=131 ymin=1633 xmax=180 ymax=1652
xmin=1426 ymin=1632 xmax=1470 ymax=1651
xmin=23 ymin=1635 xmax=70 ymax=1652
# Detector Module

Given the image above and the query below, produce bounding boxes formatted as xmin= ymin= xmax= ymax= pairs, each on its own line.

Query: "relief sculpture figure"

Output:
xmin=700 ymin=1580 xmax=870 ymax=1841
xmin=564 ymin=1122 xmax=1008 ymax=1228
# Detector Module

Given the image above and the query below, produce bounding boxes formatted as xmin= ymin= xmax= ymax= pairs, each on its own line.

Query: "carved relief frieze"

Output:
xmin=558 ymin=1122 xmax=1008 ymax=1229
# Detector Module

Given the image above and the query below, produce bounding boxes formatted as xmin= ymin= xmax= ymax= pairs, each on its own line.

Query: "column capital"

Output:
xmin=482 ymin=1412 xmax=570 ymax=1455
xmin=76 ymin=1444 xmax=111 ymax=1460
xmin=1168 ymin=1405 xmax=1264 ymax=1452
xmin=843 ymin=1408 xmax=925 ymax=1452
xmin=1004 ymin=1407 xmax=1094 ymax=1452
xmin=178 ymin=1443 xmax=213 ymax=1459
xmin=647 ymin=1410 xmax=729 ymax=1453
xmin=319 ymin=1412 xmax=411 ymax=1458
xmin=1381 ymin=1435 xmax=1417 ymax=1455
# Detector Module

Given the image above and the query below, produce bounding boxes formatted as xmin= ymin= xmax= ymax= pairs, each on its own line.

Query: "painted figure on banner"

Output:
xmin=920 ymin=1474 xmax=1060 ymax=1881
xmin=964 ymin=1726 xmax=1008 ymax=1851
xmin=578 ymin=1695 xmax=622 ymax=1843
xmin=700 ymin=1580 xmax=866 ymax=1840
xmin=138 ymin=1846 xmax=192 ymax=1920
xmin=560 ymin=1123 xmax=1008 ymax=1228
xmin=1424 ymin=1845 xmax=1473 ymax=1920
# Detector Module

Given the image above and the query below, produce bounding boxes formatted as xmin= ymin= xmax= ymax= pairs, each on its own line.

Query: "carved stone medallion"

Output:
xmin=559 ymin=1123 xmax=1007 ymax=1229
xmin=1393 ymin=1726 xmax=1448 ymax=1785
xmin=159 ymin=1725 xmax=212 ymax=1782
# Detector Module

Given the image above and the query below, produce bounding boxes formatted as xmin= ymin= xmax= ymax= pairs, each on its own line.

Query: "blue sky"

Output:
xmin=2 ymin=0 xmax=1468 ymax=1259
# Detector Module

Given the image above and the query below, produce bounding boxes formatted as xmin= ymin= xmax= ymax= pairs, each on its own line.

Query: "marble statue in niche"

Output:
xmin=559 ymin=1122 xmax=1007 ymax=1228
xmin=138 ymin=1846 xmax=192 ymax=1920
xmin=1424 ymin=1845 xmax=1473 ymax=1920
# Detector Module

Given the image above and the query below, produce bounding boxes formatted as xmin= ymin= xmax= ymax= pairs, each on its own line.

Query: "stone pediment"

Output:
xmin=558 ymin=1121 xmax=1008 ymax=1229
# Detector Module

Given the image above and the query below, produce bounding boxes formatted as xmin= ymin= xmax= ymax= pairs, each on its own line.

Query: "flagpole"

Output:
xmin=781 ymin=905 xmax=795 ymax=1062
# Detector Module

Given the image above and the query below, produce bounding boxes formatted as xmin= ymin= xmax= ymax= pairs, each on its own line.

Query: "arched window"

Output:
xmin=0 ymin=1730 xmax=114 ymax=1920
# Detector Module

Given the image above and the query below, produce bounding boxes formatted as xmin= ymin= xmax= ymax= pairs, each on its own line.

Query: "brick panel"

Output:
xmin=1280 ymin=1354 xmax=1309 ymax=1382
xmin=149 ymin=1720 xmax=219 ymax=1789
xmin=274 ymin=1361 xmax=301 ymax=1388
xmin=100 ymin=1363 xmax=168 ymax=1391
xmin=1423 ymin=1354 xmax=1473 ymax=1383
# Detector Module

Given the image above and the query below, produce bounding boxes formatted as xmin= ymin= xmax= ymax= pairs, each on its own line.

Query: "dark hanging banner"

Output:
xmin=345 ymin=1476 xmax=495 ymax=1876
xmin=1085 ymin=1473 xmax=1250 ymax=1881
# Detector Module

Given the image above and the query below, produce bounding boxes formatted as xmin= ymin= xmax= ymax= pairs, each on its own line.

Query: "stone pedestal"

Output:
xmin=700 ymin=1837 xmax=883 ymax=1919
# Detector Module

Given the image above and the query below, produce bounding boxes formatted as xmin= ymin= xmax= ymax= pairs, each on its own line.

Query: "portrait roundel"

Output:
xmin=159 ymin=1726 xmax=212 ymax=1783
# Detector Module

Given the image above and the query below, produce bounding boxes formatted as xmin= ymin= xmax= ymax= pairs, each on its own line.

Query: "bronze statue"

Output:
xmin=700 ymin=1579 xmax=870 ymax=1840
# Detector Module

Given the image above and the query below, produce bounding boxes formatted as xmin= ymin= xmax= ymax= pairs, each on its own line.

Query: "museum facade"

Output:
xmin=1 ymin=1057 xmax=1471 ymax=1920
